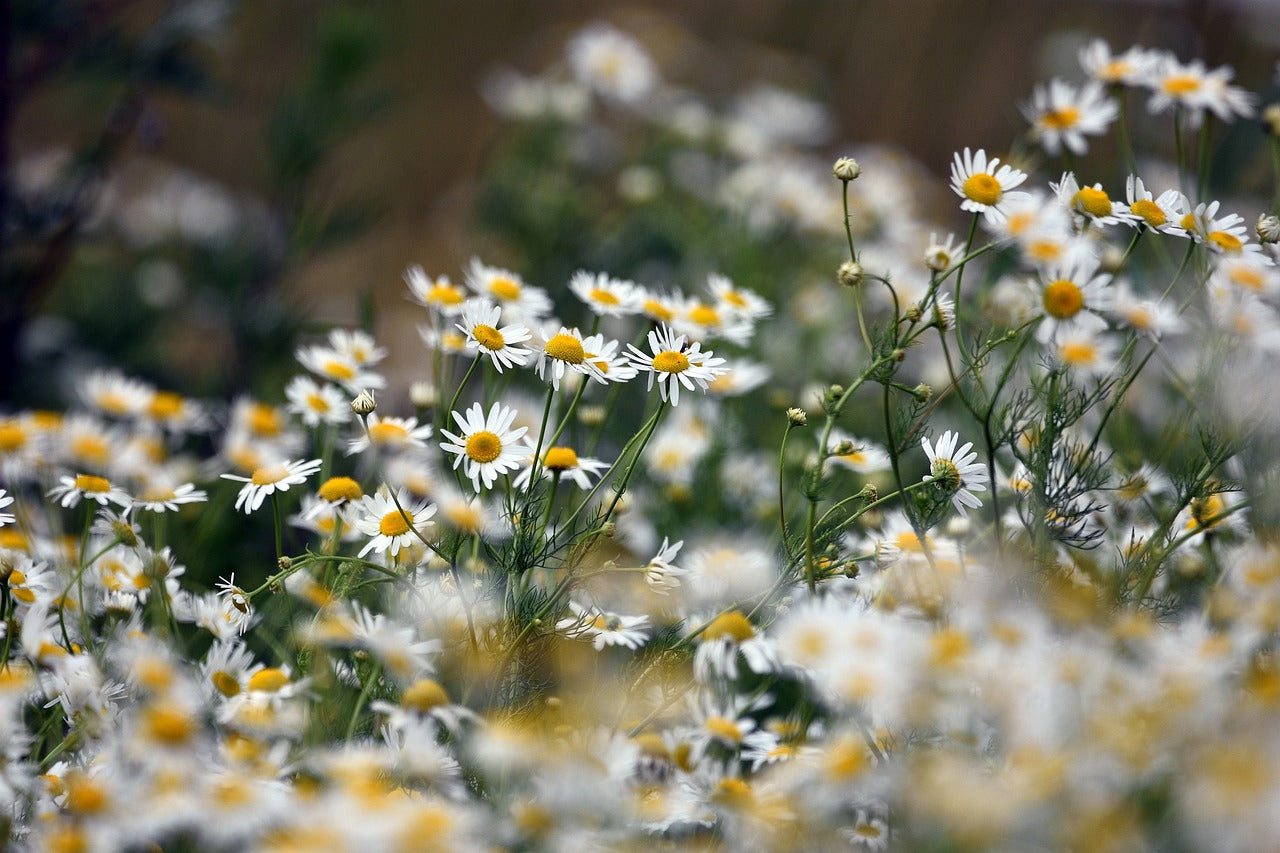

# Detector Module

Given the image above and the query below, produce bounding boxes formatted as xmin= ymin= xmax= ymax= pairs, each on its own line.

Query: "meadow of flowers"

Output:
xmin=6 ymin=18 xmax=1280 ymax=852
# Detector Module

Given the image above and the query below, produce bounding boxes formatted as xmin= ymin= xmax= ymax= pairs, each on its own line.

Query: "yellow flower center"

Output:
xmin=1059 ymin=340 xmax=1098 ymax=366
xmin=1043 ymin=279 xmax=1085 ymax=319
xmin=1163 ymin=74 xmax=1201 ymax=96
xmin=306 ymin=393 xmax=331 ymax=413
xmin=379 ymin=509 xmax=413 ymax=537
xmin=1073 ymin=187 xmax=1112 ymax=218
xmin=323 ymin=360 xmax=356 ymax=381
xmin=211 ymin=670 xmax=241 ymax=697
xmin=711 ymin=778 xmax=754 ymax=809
xmin=148 ymin=392 xmax=184 ymax=419
xmin=489 ymin=277 xmax=522 ymax=301
xmin=544 ymin=333 xmax=585 ymax=364
xmin=442 ymin=331 xmax=466 ymax=350
xmin=465 ymin=430 xmax=502 ymax=463
xmin=248 ymin=404 xmax=281 ymax=436
xmin=368 ymin=421 xmax=409 ymax=444
xmin=1041 ymin=107 xmax=1080 ymax=130
xmin=585 ymin=352 xmax=609 ymax=373
xmin=144 ymin=705 xmax=195 ymax=745
xmin=643 ymin=299 xmax=674 ymax=321
xmin=1208 ymin=231 xmax=1243 ymax=253
xmin=704 ymin=716 xmax=742 ymax=744
xmin=71 ymin=435 xmax=108 ymax=465
xmin=1180 ymin=213 xmax=1199 ymax=234
xmin=962 ymin=172 xmax=1002 ymax=206
xmin=0 ymin=422 xmax=26 ymax=452
xmin=402 ymin=678 xmax=449 ymax=712
xmin=97 ymin=391 xmax=131 ymax=415
xmin=701 ymin=611 xmax=756 ymax=642
xmin=1229 ymin=266 xmax=1265 ymax=291
xmin=444 ymin=503 xmax=482 ymax=533
xmin=543 ymin=446 xmax=579 ymax=470
xmin=472 ymin=324 xmax=505 ymax=351
xmin=722 ymin=290 xmax=748 ymax=308
xmin=247 ymin=668 xmax=289 ymax=692
xmin=427 ymin=283 xmax=464 ymax=305
xmin=318 ymin=476 xmax=363 ymax=502
xmin=250 ymin=466 xmax=287 ymax=486
xmin=652 ymin=350 xmax=690 ymax=374
xmin=688 ymin=304 xmax=719 ymax=326
xmin=1006 ymin=211 xmax=1034 ymax=236
xmin=65 ymin=775 xmax=109 ymax=816
xmin=1130 ymin=199 xmax=1166 ymax=228
xmin=71 ymin=473 xmax=111 ymax=494
xmin=1102 ymin=60 xmax=1131 ymax=81
xmin=589 ymin=288 xmax=620 ymax=305
xmin=1028 ymin=239 xmax=1063 ymax=263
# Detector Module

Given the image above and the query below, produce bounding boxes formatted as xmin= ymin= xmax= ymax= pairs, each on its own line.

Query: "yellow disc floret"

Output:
xmin=318 ymin=476 xmax=363 ymax=503
xmin=1043 ymin=279 xmax=1085 ymax=319
xmin=489 ymin=277 xmax=522 ymax=300
xmin=74 ymin=474 xmax=111 ymax=493
xmin=700 ymin=610 xmax=756 ymax=643
xmin=544 ymin=334 xmax=585 ymax=364
xmin=402 ymin=678 xmax=450 ymax=712
xmin=1072 ymin=187 xmax=1112 ymax=218
xmin=465 ymin=431 xmax=502 ymax=463
xmin=379 ymin=510 xmax=413 ymax=537
xmin=1130 ymin=199 xmax=1166 ymax=228
xmin=652 ymin=351 xmax=690 ymax=374
xmin=542 ymin=446 xmax=579 ymax=470
xmin=963 ymin=173 xmax=1002 ymax=206
xmin=472 ymin=324 xmax=505 ymax=350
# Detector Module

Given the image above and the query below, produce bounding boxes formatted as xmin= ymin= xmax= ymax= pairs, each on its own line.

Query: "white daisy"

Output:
xmin=535 ymin=326 xmax=606 ymax=390
xmin=949 ymin=147 xmax=1030 ymax=224
xmin=1022 ymin=78 xmax=1117 ymax=156
xmin=464 ymin=258 xmax=552 ymax=321
xmin=133 ymin=480 xmax=208 ymax=513
xmin=1078 ymin=40 xmax=1159 ymax=87
xmin=513 ymin=444 xmax=609 ymax=491
xmin=1053 ymin=324 xmax=1121 ymax=379
xmin=707 ymin=273 xmax=772 ymax=320
xmin=80 ymin=370 xmax=154 ymax=419
xmin=1109 ymin=281 xmax=1185 ymax=339
xmin=581 ymin=331 xmax=638 ymax=384
xmin=0 ymin=488 xmax=13 ymax=527
xmin=645 ymin=536 xmax=687 ymax=594
xmin=405 ymin=265 xmax=469 ymax=315
xmin=353 ymin=485 xmax=437 ymax=559
xmin=1185 ymin=200 xmax=1267 ymax=258
xmin=1051 ymin=172 xmax=1136 ymax=228
xmin=827 ymin=430 xmax=892 ymax=474
xmin=438 ymin=402 xmax=530 ymax=492
xmin=556 ymin=600 xmax=650 ymax=651
xmin=346 ymin=414 xmax=433 ymax=456
xmin=295 ymin=344 xmax=385 ymax=393
xmin=1033 ymin=253 xmax=1114 ymax=343
xmin=922 ymin=430 xmax=986 ymax=517
xmin=569 ymin=270 xmax=642 ymax=317
xmin=1124 ymin=176 xmax=1188 ymax=236
xmin=284 ymin=375 xmax=350 ymax=427
xmin=47 ymin=474 xmax=132 ymax=509
xmin=566 ymin=23 xmax=657 ymax=104
xmin=220 ymin=458 xmax=322 ymax=514
xmin=328 ymin=328 xmax=386 ymax=366
xmin=455 ymin=299 xmax=532 ymax=373
xmin=626 ymin=324 xmax=728 ymax=406
xmin=1143 ymin=55 xmax=1255 ymax=129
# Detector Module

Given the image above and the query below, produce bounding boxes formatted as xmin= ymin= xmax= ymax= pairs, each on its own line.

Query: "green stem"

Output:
xmin=446 ymin=356 xmax=482 ymax=421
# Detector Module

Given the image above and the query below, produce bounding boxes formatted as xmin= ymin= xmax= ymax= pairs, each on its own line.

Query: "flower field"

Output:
xmin=5 ymin=10 xmax=1280 ymax=852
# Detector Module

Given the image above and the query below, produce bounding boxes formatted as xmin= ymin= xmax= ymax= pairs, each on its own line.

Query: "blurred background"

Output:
xmin=7 ymin=0 xmax=1280 ymax=408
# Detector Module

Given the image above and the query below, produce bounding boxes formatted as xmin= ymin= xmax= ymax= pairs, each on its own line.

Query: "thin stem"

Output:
xmin=446 ymin=356 xmax=482 ymax=420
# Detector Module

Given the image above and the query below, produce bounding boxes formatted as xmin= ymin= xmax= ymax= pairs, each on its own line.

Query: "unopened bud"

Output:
xmin=409 ymin=382 xmax=436 ymax=409
xmin=905 ymin=305 xmax=923 ymax=323
xmin=786 ymin=407 xmax=808 ymax=427
xmin=112 ymin=520 xmax=139 ymax=547
xmin=278 ymin=556 xmax=292 ymax=570
xmin=578 ymin=405 xmax=606 ymax=427
xmin=599 ymin=521 xmax=616 ymax=538
xmin=1100 ymin=244 xmax=1126 ymax=274
xmin=1257 ymin=213 xmax=1280 ymax=244
xmin=822 ymin=385 xmax=845 ymax=414
xmin=861 ymin=483 xmax=879 ymax=503
xmin=838 ymin=260 xmax=864 ymax=288
xmin=912 ymin=383 xmax=933 ymax=403
xmin=1263 ymin=103 xmax=1280 ymax=139
xmin=351 ymin=389 xmax=377 ymax=416
xmin=833 ymin=156 xmax=861 ymax=181
xmin=892 ymin=348 xmax=906 ymax=363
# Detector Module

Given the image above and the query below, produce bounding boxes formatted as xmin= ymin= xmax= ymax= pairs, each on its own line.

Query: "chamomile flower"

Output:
xmin=989 ymin=192 xmax=1081 ymax=268
xmin=569 ymin=270 xmax=642 ymax=317
xmin=637 ymin=286 xmax=684 ymax=325
xmin=133 ymin=480 xmax=208 ymax=513
xmin=626 ymin=324 xmax=728 ymax=406
xmin=645 ymin=536 xmax=687 ymax=594
xmin=949 ymin=147 xmax=1030 ymax=224
xmin=295 ymin=344 xmax=385 ymax=393
xmin=1110 ymin=281 xmax=1185 ymax=339
xmin=433 ymin=483 xmax=508 ymax=540
xmin=80 ymin=371 xmax=154 ymax=419
xmin=923 ymin=231 xmax=963 ymax=273
xmin=567 ymin=23 xmax=657 ymax=104
xmin=346 ymin=414 xmax=434 ymax=456
xmin=535 ymin=326 xmax=605 ymax=390
xmin=0 ymin=488 xmax=13 ymax=527
xmin=1210 ymin=253 xmax=1280 ymax=297
xmin=328 ymin=328 xmax=386 ymax=367
xmin=284 ymin=375 xmax=349 ymax=428
xmin=1186 ymin=200 xmax=1266 ymax=257
xmin=1124 ymin=176 xmax=1187 ymax=236
xmin=706 ymin=273 xmax=772 ymax=321
xmin=465 ymin=258 xmax=552 ymax=320
xmin=1053 ymin=323 xmax=1121 ymax=378
xmin=455 ymin=299 xmax=531 ymax=373
xmin=220 ymin=458 xmax=321 ymax=514
xmin=438 ymin=402 xmax=530 ymax=492
xmin=674 ymin=297 xmax=755 ymax=346
xmin=1033 ymin=253 xmax=1114 ymax=343
xmin=1052 ymin=172 xmax=1136 ymax=228
xmin=48 ymin=474 xmax=132 ymax=509
xmin=418 ymin=323 xmax=473 ymax=357
xmin=1143 ymin=55 xmax=1255 ymax=128
xmin=827 ymin=430 xmax=892 ymax=474
xmin=922 ymin=430 xmax=987 ymax=517
xmin=581 ymin=332 xmax=639 ymax=383
xmin=354 ymin=486 xmax=436 ymax=559
xmin=557 ymin=600 xmax=650 ymax=651
xmin=1079 ymin=40 xmax=1158 ymax=87
xmin=513 ymin=445 xmax=609 ymax=491
xmin=1022 ymin=78 xmax=1117 ymax=156
xmin=706 ymin=360 xmax=771 ymax=397
xmin=405 ymin=265 xmax=468 ymax=315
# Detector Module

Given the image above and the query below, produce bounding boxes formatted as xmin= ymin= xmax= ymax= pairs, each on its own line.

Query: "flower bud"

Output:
xmin=833 ymin=156 xmax=861 ymax=181
xmin=838 ymin=260 xmax=864 ymax=288
xmin=1263 ymin=103 xmax=1280 ymax=139
xmin=822 ymin=385 xmax=845 ymax=414
xmin=912 ymin=383 xmax=933 ymax=403
xmin=786 ymin=407 xmax=808 ymax=427
xmin=1257 ymin=213 xmax=1280 ymax=245
xmin=409 ymin=382 xmax=436 ymax=409
xmin=578 ymin=405 xmax=606 ymax=427
xmin=351 ymin=389 xmax=377 ymax=416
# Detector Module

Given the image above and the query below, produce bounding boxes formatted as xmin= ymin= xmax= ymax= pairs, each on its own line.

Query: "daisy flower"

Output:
xmin=80 ymin=370 xmax=154 ymax=419
xmin=433 ymin=483 xmax=508 ymax=540
xmin=706 ymin=360 xmax=770 ymax=397
xmin=827 ymin=430 xmax=892 ymax=474
xmin=922 ymin=430 xmax=987 ymax=517
xmin=1210 ymin=253 xmax=1280 ymax=297
xmin=1109 ymin=281 xmax=1185 ymax=339
xmin=1078 ymin=40 xmax=1159 ymax=87
xmin=566 ymin=23 xmax=657 ymax=104
xmin=284 ymin=375 xmax=349 ymax=427
xmin=674 ymin=296 xmax=755 ymax=345
xmin=455 ymin=299 xmax=531 ymax=373
xmin=48 ymin=474 xmax=132 ymax=509
xmin=707 ymin=273 xmax=772 ymax=320
xmin=637 ymin=286 xmax=684 ymax=324
xmin=405 ymin=265 xmax=468 ymax=315
xmin=1022 ymin=78 xmax=1117 ymax=156
xmin=513 ymin=444 xmax=609 ymax=490
xmin=438 ymin=402 xmax=530 ymax=492
xmin=626 ymin=324 xmax=728 ymax=406
xmin=295 ymin=344 xmax=385 ymax=393
xmin=464 ymin=257 xmax=552 ymax=320
xmin=0 ymin=488 xmax=13 ymax=526
xmin=353 ymin=486 xmax=437 ymax=559
xmin=290 ymin=495 xmax=359 ymax=542
xmin=346 ymin=414 xmax=433 ymax=456
xmin=328 ymin=328 xmax=386 ymax=367
xmin=569 ymin=270 xmax=642 ymax=317
xmin=923 ymin=231 xmax=963 ymax=273
xmin=1143 ymin=55 xmax=1255 ymax=128
xmin=556 ymin=600 xmax=650 ymax=651
xmin=581 ymin=331 xmax=638 ymax=383
xmin=1185 ymin=200 xmax=1266 ymax=257
xmin=645 ymin=536 xmax=687 ymax=594
xmin=1051 ymin=172 xmax=1136 ymax=228
xmin=988 ymin=192 xmax=1081 ymax=268
xmin=220 ymin=458 xmax=322 ymax=514
xmin=418 ymin=324 xmax=473 ymax=357
xmin=133 ymin=480 xmax=208 ymax=513
xmin=949 ymin=147 xmax=1030 ymax=225
xmin=1032 ymin=253 xmax=1114 ymax=343
xmin=1124 ymin=176 xmax=1187 ymax=236
xmin=1053 ymin=323 xmax=1121 ymax=378
xmin=535 ymin=326 xmax=605 ymax=390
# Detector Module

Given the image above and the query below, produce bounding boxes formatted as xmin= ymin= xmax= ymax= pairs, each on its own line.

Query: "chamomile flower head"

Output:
xmin=285 ymin=375 xmax=350 ymax=428
xmin=220 ymin=458 xmax=322 ymax=514
xmin=455 ymin=299 xmax=532 ymax=373
xmin=1210 ymin=253 xmax=1280 ymax=297
xmin=674 ymin=296 xmax=755 ymax=346
xmin=581 ymin=332 xmax=639 ymax=384
xmin=567 ymin=23 xmax=657 ymax=104
xmin=922 ymin=430 xmax=987 ymax=517
xmin=1143 ymin=55 xmax=1255 ymax=128
xmin=1051 ymin=172 xmax=1136 ymax=228
xmin=923 ymin=231 xmax=963 ymax=273
xmin=1109 ymin=281 xmax=1185 ymax=339
xmin=1053 ymin=322 xmax=1121 ymax=378
xmin=827 ymin=430 xmax=892 ymax=474
xmin=438 ymin=401 xmax=530 ymax=492
xmin=346 ymin=414 xmax=433 ymax=456
xmin=1032 ymin=253 xmax=1114 ymax=343
xmin=405 ymin=265 xmax=469 ymax=315
xmin=988 ymin=191 xmax=1081 ymax=268
xmin=1186 ymin=200 xmax=1267 ymax=258
xmin=465 ymin=257 xmax=552 ymax=321
xmin=705 ymin=360 xmax=771 ymax=397
xmin=133 ymin=479 xmax=208 ymax=513
xmin=707 ymin=273 xmax=772 ymax=321
xmin=418 ymin=323 xmax=473 ymax=357
xmin=626 ymin=324 xmax=728 ymax=406
xmin=1079 ymin=40 xmax=1159 ymax=87
xmin=1022 ymin=78 xmax=1118 ymax=156
xmin=535 ymin=326 xmax=606 ymax=390
xmin=48 ymin=473 xmax=132 ymax=509
xmin=290 ymin=494 xmax=359 ymax=542
xmin=569 ymin=270 xmax=642 ymax=317
xmin=645 ymin=536 xmax=687 ymax=594
xmin=80 ymin=370 xmax=154 ymax=419
xmin=432 ymin=482 xmax=508 ymax=540
xmin=0 ymin=488 xmax=13 ymax=527
xmin=637 ymin=286 xmax=685 ymax=325
xmin=557 ymin=600 xmax=650 ymax=651
xmin=513 ymin=445 xmax=609 ymax=491
xmin=295 ymin=344 xmax=385 ymax=393
xmin=949 ymin=147 xmax=1030 ymax=225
